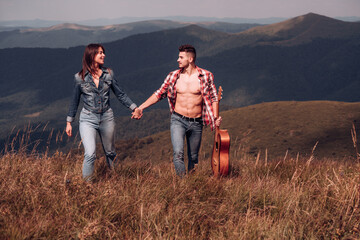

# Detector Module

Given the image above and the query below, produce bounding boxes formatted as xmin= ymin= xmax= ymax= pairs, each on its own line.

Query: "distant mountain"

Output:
xmin=0 ymin=16 xmax=282 ymax=29
xmin=198 ymin=13 xmax=360 ymax=55
xmin=0 ymin=20 xmax=259 ymax=49
xmin=238 ymin=13 xmax=360 ymax=45
xmin=0 ymin=19 xmax=63 ymax=28
xmin=0 ymin=26 xmax=29 ymax=32
xmin=0 ymin=20 xmax=186 ymax=48
xmin=2 ymin=15 xmax=359 ymax=28
xmin=0 ymin=13 xmax=360 ymax=148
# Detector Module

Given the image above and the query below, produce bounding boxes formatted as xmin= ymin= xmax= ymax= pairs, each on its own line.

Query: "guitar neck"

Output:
xmin=214 ymin=100 xmax=220 ymax=132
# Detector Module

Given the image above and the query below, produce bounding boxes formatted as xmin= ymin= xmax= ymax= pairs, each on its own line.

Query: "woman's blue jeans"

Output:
xmin=79 ymin=108 xmax=116 ymax=180
xmin=170 ymin=113 xmax=203 ymax=176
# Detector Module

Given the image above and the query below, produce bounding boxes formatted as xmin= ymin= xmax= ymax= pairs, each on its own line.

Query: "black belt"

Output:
xmin=173 ymin=111 xmax=202 ymax=123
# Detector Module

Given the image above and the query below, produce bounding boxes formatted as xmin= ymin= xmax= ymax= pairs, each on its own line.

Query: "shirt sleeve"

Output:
xmin=154 ymin=72 xmax=173 ymax=100
xmin=208 ymin=72 xmax=218 ymax=103
xmin=109 ymin=70 xmax=137 ymax=111
xmin=66 ymin=75 xmax=82 ymax=122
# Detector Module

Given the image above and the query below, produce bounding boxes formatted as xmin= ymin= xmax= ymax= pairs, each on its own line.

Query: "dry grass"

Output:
xmin=1 ymin=138 xmax=360 ymax=239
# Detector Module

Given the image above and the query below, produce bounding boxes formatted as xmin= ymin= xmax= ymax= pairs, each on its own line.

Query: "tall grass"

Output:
xmin=1 ymin=140 xmax=359 ymax=239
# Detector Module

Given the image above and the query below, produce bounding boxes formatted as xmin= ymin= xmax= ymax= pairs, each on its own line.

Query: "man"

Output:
xmin=134 ymin=44 xmax=221 ymax=176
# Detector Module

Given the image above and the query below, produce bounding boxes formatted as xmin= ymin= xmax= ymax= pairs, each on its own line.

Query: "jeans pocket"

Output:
xmin=102 ymin=108 xmax=114 ymax=121
xmin=81 ymin=108 xmax=91 ymax=115
xmin=80 ymin=108 xmax=92 ymax=122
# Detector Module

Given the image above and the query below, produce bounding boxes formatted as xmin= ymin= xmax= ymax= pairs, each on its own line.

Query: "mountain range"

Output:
xmin=0 ymin=20 xmax=259 ymax=48
xmin=0 ymin=12 xmax=360 ymax=151
xmin=0 ymin=16 xmax=286 ymax=29
xmin=1 ymin=15 xmax=359 ymax=28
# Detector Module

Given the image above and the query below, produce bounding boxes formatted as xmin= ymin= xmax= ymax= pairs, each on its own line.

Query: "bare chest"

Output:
xmin=176 ymin=73 xmax=200 ymax=94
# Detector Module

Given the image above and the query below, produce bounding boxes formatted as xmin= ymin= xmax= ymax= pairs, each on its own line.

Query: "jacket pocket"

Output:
xmin=80 ymin=82 xmax=92 ymax=93
xmin=103 ymin=79 xmax=112 ymax=91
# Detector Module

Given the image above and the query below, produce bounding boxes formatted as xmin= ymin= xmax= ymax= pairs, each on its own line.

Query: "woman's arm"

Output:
xmin=66 ymin=75 xmax=82 ymax=137
xmin=109 ymin=70 xmax=137 ymax=111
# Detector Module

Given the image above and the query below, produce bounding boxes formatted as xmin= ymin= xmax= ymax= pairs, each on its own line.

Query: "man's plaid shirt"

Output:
xmin=154 ymin=66 xmax=218 ymax=130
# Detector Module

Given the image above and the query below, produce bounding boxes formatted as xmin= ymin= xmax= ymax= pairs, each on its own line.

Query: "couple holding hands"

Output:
xmin=66 ymin=43 xmax=221 ymax=181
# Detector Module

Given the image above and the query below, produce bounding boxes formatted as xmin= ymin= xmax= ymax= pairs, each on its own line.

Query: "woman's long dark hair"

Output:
xmin=79 ymin=43 xmax=105 ymax=80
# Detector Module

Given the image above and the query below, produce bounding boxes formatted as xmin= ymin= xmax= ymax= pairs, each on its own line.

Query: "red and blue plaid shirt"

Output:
xmin=154 ymin=66 xmax=218 ymax=130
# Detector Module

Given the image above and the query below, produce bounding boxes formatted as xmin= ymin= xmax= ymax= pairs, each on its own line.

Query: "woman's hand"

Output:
xmin=66 ymin=122 xmax=72 ymax=137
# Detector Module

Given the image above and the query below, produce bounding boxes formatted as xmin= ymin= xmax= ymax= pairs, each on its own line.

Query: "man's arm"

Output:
xmin=139 ymin=93 xmax=160 ymax=111
xmin=212 ymin=101 xmax=219 ymax=119
xmin=209 ymin=72 xmax=221 ymax=127
xmin=133 ymin=71 xmax=176 ymax=119
xmin=208 ymin=72 xmax=218 ymax=103
xmin=212 ymin=101 xmax=222 ymax=127
xmin=131 ymin=93 xmax=160 ymax=119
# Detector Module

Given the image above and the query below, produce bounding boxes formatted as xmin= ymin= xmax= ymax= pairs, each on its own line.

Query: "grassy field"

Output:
xmin=1 ymin=138 xmax=360 ymax=239
xmin=1 ymin=100 xmax=360 ymax=239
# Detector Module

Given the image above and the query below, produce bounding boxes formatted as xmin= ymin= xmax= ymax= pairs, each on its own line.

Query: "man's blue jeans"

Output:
xmin=170 ymin=113 xmax=203 ymax=176
xmin=79 ymin=108 xmax=116 ymax=180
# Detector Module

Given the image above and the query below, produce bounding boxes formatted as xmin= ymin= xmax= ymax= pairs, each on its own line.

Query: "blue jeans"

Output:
xmin=170 ymin=113 xmax=203 ymax=176
xmin=79 ymin=108 xmax=116 ymax=180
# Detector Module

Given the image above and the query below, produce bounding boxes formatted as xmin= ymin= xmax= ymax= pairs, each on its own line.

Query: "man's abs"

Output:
xmin=175 ymin=73 xmax=202 ymax=118
xmin=174 ymin=93 xmax=202 ymax=118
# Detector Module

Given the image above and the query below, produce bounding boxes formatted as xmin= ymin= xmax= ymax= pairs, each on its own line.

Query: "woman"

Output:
xmin=66 ymin=43 xmax=142 ymax=181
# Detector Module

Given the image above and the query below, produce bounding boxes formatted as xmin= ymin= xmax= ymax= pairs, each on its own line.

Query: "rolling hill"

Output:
xmin=118 ymin=101 xmax=360 ymax=162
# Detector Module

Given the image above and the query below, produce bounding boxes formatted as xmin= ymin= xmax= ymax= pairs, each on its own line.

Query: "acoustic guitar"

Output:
xmin=211 ymin=86 xmax=230 ymax=177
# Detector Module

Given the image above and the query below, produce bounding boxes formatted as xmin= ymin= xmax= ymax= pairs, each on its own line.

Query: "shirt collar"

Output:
xmin=83 ymin=67 xmax=109 ymax=82
xmin=84 ymin=66 xmax=108 ymax=76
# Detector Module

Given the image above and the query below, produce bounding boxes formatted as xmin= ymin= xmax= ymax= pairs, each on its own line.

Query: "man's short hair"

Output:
xmin=179 ymin=44 xmax=196 ymax=62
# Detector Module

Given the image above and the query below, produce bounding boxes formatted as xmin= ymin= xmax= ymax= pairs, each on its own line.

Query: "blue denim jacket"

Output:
xmin=66 ymin=68 xmax=137 ymax=122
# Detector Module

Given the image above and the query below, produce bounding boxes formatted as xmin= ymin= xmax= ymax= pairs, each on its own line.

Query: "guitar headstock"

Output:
xmin=218 ymin=86 xmax=223 ymax=101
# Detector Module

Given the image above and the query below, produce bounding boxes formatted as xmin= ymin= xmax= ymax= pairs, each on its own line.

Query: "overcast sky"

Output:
xmin=1 ymin=0 xmax=359 ymax=21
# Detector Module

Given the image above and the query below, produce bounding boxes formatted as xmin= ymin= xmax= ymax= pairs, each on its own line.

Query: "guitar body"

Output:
xmin=211 ymin=129 xmax=230 ymax=176
xmin=211 ymin=86 xmax=230 ymax=177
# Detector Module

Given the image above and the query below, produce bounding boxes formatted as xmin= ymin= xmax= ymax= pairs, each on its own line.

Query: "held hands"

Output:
xmin=131 ymin=107 xmax=143 ymax=120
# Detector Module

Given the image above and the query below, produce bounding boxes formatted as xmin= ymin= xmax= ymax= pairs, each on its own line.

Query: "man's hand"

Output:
xmin=66 ymin=122 xmax=72 ymax=137
xmin=131 ymin=108 xmax=143 ymax=119
xmin=215 ymin=116 xmax=222 ymax=127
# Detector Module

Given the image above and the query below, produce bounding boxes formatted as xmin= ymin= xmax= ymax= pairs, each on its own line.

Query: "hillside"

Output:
xmin=118 ymin=101 xmax=360 ymax=162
